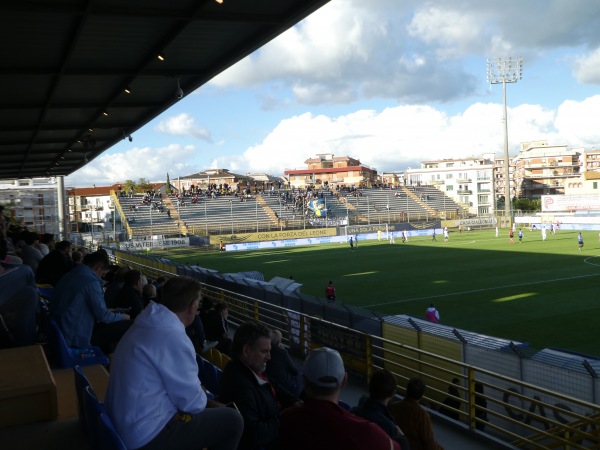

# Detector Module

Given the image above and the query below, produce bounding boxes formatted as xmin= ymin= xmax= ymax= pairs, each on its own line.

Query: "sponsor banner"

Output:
xmin=345 ymin=224 xmax=389 ymax=234
xmin=516 ymin=215 xmax=600 ymax=226
xmin=226 ymin=235 xmax=341 ymax=251
xmin=454 ymin=217 xmax=497 ymax=227
xmin=225 ymin=229 xmax=442 ymax=252
xmin=120 ymin=237 xmax=189 ymax=251
xmin=542 ymin=194 xmax=600 ymax=212
xmin=211 ymin=228 xmax=336 ymax=245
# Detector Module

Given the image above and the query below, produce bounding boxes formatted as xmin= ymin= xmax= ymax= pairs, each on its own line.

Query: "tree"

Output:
xmin=124 ymin=179 xmax=136 ymax=194
xmin=513 ymin=198 xmax=541 ymax=212
xmin=137 ymin=178 xmax=153 ymax=193
xmin=166 ymin=173 xmax=172 ymax=194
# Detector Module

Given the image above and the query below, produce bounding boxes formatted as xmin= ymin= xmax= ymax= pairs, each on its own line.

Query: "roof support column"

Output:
xmin=56 ymin=176 xmax=67 ymax=240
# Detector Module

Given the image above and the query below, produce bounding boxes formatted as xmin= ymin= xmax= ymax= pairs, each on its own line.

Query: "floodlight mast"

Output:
xmin=486 ymin=57 xmax=523 ymax=225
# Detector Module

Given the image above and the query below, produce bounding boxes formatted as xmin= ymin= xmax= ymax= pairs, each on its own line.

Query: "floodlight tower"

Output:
xmin=486 ymin=57 xmax=523 ymax=224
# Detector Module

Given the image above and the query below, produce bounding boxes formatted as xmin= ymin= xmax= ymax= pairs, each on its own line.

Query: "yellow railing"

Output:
xmin=110 ymin=190 xmax=132 ymax=239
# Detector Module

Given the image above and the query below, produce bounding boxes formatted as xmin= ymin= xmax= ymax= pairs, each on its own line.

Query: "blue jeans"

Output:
xmin=0 ymin=265 xmax=38 ymax=345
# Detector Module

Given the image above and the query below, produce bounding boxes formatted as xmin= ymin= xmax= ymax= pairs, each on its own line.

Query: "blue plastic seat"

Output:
xmin=36 ymin=284 xmax=55 ymax=302
xmin=73 ymin=365 xmax=91 ymax=434
xmin=83 ymin=385 xmax=104 ymax=450
xmin=47 ymin=319 xmax=109 ymax=368
xmin=98 ymin=413 xmax=127 ymax=450
xmin=196 ymin=353 xmax=222 ymax=396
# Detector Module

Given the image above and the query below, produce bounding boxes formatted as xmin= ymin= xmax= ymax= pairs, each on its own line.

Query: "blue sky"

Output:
xmin=69 ymin=0 xmax=600 ymax=187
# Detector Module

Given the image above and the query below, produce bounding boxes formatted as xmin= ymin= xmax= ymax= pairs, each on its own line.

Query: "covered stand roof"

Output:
xmin=0 ymin=0 xmax=330 ymax=179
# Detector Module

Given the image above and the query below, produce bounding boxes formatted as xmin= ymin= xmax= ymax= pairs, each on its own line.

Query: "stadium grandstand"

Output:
xmin=112 ymin=185 xmax=465 ymax=240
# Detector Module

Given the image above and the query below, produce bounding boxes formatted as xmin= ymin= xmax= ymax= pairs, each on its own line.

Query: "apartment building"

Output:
xmin=579 ymin=148 xmax=600 ymax=173
xmin=405 ymin=155 xmax=496 ymax=215
xmin=512 ymin=141 xmax=580 ymax=198
xmin=0 ymin=177 xmax=62 ymax=235
xmin=175 ymin=169 xmax=247 ymax=192
xmin=67 ymin=185 xmax=117 ymax=232
xmin=493 ymin=156 xmax=516 ymax=204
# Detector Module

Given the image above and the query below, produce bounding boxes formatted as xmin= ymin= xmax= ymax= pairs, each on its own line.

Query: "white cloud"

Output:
xmin=573 ymin=48 xmax=600 ymax=84
xmin=210 ymin=0 xmax=476 ymax=104
xmin=210 ymin=100 xmax=570 ymax=175
xmin=155 ymin=113 xmax=212 ymax=142
xmin=206 ymin=0 xmax=600 ymax=106
xmin=71 ymin=94 xmax=600 ymax=187
xmin=68 ymin=144 xmax=199 ymax=186
xmin=407 ymin=6 xmax=484 ymax=60
xmin=554 ymin=95 xmax=600 ymax=144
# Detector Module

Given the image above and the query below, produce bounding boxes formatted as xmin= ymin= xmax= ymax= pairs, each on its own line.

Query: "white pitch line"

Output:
xmin=583 ymin=255 xmax=600 ymax=267
xmin=369 ymin=272 xmax=600 ymax=307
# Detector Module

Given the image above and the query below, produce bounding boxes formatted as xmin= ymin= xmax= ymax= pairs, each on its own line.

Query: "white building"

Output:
xmin=0 ymin=177 xmax=64 ymax=235
xmin=405 ymin=154 xmax=497 ymax=215
xmin=67 ymin=185 xmax=119 ymax=233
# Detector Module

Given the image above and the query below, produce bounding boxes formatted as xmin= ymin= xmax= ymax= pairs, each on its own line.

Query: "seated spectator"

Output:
xmin=105 ymin=276 xmax=243 ymax=450
xmin=440 ymin=378 xmax=461 ymax=421
xmin=71 ymin=250 xmax=83 ymax=266
xmin=353 ymin=369 xmax=410 ymax=449
xmin=0 ymin=208 xmax=20 ymax=265
xmin=19 ymin=230 xmax=44 ymax=273
xmin=186 ymin=313 xmax=218 ymax=354
xmin=205 ymin=302 xmax=232 ymax=356
xmin=280 ymin=347 xmax=400 ymax=450
xmin=36 ymin=240 xmax=73 ymax=286
xmin=39 ymin=233 xmax=55 ymax=256
xmin=104 ymin=265 xmax=130 ymax=308
xmin=0 ymin=213 xmax=38 ymax=346
xmin=142 ymin=283 xmax=158 ymax=307
xmin=388 ymin=378 xmax=445 ymax=450
xmin=425 ymin=303 xmax=440 ymax=323
xmin=153 ymin=275 xmax=167 ymax=294
xmin=114 ymin=269 xmax=146 ymax=320
xmin=51 ymin=251 xmax=130 ymax=353
xmin=199 ymin=297 xmax=214 ymax=328
xmin=265 ymin=330 xmax=300 ymax=397
xmin=220 ymin=320 xmax=299 ymax=450
xmin=474 ymin=382 xmax=488 ymax=431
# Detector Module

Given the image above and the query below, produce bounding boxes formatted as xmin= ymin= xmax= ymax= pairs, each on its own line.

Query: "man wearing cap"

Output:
xmin=280 ymin=347 xmax=401 ymax=450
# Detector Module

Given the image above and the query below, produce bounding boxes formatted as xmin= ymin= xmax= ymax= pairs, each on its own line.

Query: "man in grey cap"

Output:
xmin=279 ymin=347 xmax=401 ymax=450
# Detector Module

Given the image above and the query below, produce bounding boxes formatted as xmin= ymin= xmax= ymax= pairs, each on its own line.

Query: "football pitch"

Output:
xmin=156 ymin=229 xmax=600 ymax=356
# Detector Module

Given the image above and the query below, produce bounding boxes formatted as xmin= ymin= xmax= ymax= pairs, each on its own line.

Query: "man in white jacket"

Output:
xmin=105 ymin=276 xmax=243 ymax=450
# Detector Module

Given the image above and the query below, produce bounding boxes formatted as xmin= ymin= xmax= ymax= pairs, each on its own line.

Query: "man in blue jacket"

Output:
xmin=51 ymin=250 xmax=130 ymax=353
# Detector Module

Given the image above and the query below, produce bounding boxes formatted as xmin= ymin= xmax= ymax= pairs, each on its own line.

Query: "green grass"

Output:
xmin=153 ymin=229 xmax=600 ymax=355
